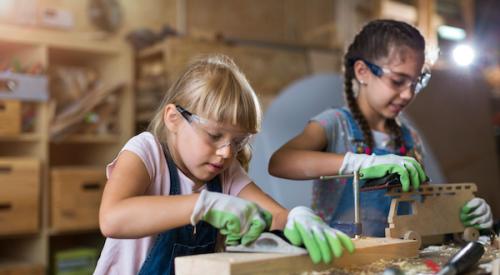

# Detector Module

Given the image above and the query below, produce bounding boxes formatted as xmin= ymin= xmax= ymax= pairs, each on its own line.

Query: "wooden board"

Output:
xmin=175 ymin=237 xmax=418 ymax=275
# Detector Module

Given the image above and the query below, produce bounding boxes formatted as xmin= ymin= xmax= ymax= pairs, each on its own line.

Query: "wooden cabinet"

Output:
xmin=51 ymin=167 xmax=106 ymax=232
xmin=0 ymin=24 xmax=133 ymax=274
xmin=0 ymin=158 xmax=40 ymax=235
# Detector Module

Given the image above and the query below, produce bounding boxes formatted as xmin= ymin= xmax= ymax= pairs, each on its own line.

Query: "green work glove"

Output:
xmin=191 ymin=190 xmax=272 ymax=245
xmin=460 ymin=198 xmax=493 ymax=229
xmin=284 ymin=206 xmax=355 ymax=264
xmin=339 ymin=152 xmax=427 ymax=192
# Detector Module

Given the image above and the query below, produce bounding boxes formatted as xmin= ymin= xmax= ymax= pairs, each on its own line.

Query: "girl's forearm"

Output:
xmin=269 ymin=149 xmax=345 ymax=179
xmin=99 ymin=193 xmax=200 ymax=238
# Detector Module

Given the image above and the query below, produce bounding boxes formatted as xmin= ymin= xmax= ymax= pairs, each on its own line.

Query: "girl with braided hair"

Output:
xmin=269 ymin=19 xmax=492 ymax=237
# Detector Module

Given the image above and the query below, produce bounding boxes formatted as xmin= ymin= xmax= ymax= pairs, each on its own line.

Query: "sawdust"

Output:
xmin=299 ymin=242 xmax=500 ymax=275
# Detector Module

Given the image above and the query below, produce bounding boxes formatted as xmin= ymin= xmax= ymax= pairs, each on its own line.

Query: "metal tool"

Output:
xmin=436 ymin=241 xmax=485 ymax=275
xmin=226 ymin=232 xmax=307 ymax=254
xmin=320 ymin=172 xmax=362 ymax=238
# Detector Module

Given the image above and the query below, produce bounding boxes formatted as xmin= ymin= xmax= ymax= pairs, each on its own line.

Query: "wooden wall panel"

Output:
xmin=186 ymin=0 xmax=336 ymax=47
xmin=161 ymin=37 xmax=310 ymax=99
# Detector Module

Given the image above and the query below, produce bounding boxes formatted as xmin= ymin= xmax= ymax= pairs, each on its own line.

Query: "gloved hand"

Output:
xmin=460 ymin=198 xmax=493 ymax=229
xmin=191 ymin=190 xmax=272 ymax=245
xmin=340 ymin=152 xmax=427 ymax=192
xmin=284 ymin=206 xmax=355 ymax=264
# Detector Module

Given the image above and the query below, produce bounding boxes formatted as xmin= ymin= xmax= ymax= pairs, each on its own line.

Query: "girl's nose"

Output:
xmin=216 ymin=144 xmax=233 ymax=158
xmin=399 ymin=87 xmax=414 ymax=100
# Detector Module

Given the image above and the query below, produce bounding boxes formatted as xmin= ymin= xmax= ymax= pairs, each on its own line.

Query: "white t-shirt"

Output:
xmin=94 ymin=132 xmax=252 ymax=275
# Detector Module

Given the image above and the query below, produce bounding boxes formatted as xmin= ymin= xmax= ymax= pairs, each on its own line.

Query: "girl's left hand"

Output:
xmin=284 ymin=206 xmax=355 ymax=264
xmin=460 ymin=198 xmax=493 ymax=229
xmin=191 ymin=190 xmax=272 ymax=245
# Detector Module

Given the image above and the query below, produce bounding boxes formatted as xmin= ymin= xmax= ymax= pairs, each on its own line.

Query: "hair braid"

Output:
xmin=342 ymin=19 xmax=425 ymax=154
xmin=344 ymin=59 xmax=374 ymax=149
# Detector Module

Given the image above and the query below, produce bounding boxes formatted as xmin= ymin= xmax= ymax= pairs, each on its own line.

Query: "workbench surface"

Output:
xmin=322 ymin=243 xmax=499 ymax=275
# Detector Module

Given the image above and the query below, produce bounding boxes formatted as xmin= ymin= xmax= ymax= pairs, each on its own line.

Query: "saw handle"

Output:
xmin=360 ymin=173 xmax=401 ymax=191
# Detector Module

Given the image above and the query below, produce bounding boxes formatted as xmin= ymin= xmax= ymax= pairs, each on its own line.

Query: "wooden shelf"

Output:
xmin=51 ymin=134 xmax=120 ymax=144
xmin=0 ymin=24 xmax=127 ymax=55
xmin=48 ymin=227 xmax=101 ymax=237
xmin=0 ymin=22 xmax=133 ymax=274
xmin=0 ymin=133 xmax=41 ymax=142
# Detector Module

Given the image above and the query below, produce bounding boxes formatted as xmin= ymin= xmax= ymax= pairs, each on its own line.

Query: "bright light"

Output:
xmin=452 ymin=44 xmax=475 ymax=66
xmin=438 ymin=25 xmax=466 ymax=41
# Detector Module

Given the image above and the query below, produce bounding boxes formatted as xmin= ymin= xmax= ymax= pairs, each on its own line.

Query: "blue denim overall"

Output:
xmin=329 ymin=108 xmax=415 ymax=237
xmin=138 ymin=150 xmax=221 ymax=275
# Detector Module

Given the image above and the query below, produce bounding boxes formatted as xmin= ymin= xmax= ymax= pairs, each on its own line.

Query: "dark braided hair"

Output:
xmin=343 ymin=19 xmax=425 ymax=154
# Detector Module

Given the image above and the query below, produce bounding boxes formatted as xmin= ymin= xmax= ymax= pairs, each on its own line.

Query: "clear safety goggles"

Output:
xmin=361 ymin=59 xmax=431 ymax=94
xmin=176 ymin=105 xmax=252 ymax=152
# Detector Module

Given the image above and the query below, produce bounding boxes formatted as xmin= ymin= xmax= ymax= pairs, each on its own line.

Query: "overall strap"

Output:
xmin=164 ymin=146 xmax=182 ymax=196
xmin=339 ymin=107 xmax=365 ymax=141
xmin=339 ymin=107 xmax=370 ymax=154
xmin=400 ymin=124 xmax=415 ymax=153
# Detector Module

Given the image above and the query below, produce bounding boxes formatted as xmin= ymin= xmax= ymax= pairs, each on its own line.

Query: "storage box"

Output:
xmin=51 ymin=167 xmax=106 ymax=231
xmin=0 ymin=100 xmax=21 ymax=135
xmin=55 ymin=248 xmax=98 ymax=275
xmin=0 ymin=261 xmax=44 ymax=275
xmin=0 ymin=72 xmax=48 ymax=102
xmin=0 ymin=158 xmax=40 ymax=235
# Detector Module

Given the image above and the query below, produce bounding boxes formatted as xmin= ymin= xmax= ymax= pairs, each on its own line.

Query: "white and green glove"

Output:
xmin=340 ymin=152 xmax=427 ymax=192
xmin=191 ymin=190 xmax=272 ymax=246
xmin=284 ymin=206 xmax=355 ymax=264
xmin=460 ymin=198 xmax=493 ymax=229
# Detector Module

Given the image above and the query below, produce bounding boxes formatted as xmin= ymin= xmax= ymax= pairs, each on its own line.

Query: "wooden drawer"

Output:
xmin=51 ymin=167 xmax=106 ymax=231
xmin=0 ymin=261 xmax=44 ymax=275
xmin=0 ymin=100 xmax=21 ymax=135
xmin=0 ymin=158 xmax=40 ymax=235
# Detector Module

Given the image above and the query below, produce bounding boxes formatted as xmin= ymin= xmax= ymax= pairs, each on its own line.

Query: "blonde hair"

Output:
xmin=148 ymin=54 xmax=262 ymax=170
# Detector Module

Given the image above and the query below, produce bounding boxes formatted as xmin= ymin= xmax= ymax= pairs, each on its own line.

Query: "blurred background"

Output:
xmin=0 ymin=0 xmax=497 ymax=274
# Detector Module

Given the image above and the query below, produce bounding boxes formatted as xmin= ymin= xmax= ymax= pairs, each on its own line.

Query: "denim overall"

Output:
xmin=329 ymin=108 xmax=415 ymax=237
xmin=138 ymin=149 xmax=221 ymax=275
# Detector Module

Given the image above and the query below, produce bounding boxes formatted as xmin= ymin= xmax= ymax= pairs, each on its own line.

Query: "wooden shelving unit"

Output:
xmin=0 ymin=24 xmax=133 ymax=274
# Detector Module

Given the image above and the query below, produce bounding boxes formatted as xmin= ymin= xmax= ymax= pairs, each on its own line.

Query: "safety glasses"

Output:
xmin=176 ymin=105 xmax=252 ymax=152
xmin=361 ymin=59 xmax=431 ymax=94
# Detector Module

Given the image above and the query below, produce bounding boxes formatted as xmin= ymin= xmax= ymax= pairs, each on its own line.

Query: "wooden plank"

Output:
xmin=175 ymin=237 xmax=418 ymax=275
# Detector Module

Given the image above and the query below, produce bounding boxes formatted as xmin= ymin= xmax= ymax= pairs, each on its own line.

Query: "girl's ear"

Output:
xmin=164 ymin=104 xmax=181 ymax=132
xmin=353 ymin=60 xmax=370 ymax=84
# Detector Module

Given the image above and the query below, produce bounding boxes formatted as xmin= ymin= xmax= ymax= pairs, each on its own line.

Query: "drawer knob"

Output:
xmin=0 ymin=166 xmax=12 ymax=174
xmin=0 ymin=202 xmax=12 ymax=211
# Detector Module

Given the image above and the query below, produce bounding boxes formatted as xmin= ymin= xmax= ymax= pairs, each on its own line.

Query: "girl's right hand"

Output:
xmin=284 ymin=206 xmax=355 ymax=264
xmin=340 ymin=152 xmax=427 ymax=192
xmin=191 ymin=190 xmax=272 ymax=245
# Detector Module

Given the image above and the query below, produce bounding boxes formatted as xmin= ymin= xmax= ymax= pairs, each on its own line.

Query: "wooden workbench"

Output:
xmin=175 ymin=239 xmax=500 ymax=274
xmin=175 ymin=237 xmax=419 ymax=274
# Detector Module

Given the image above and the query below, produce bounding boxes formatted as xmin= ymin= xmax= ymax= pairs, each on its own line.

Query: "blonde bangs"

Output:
xmin=183 ymin=64 xmax=261 ymax=134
